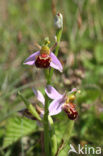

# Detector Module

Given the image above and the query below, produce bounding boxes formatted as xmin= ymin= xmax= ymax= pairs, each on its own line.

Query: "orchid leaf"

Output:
xmin=3 ymin=116 xmax=37 ymax=148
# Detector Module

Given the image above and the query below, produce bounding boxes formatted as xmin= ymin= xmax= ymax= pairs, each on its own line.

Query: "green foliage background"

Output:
xmin=0 ymin=0 xmax=103 ymax=155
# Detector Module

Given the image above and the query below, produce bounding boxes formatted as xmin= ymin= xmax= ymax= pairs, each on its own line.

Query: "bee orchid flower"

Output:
xmin=45 ymin=85 xmax=78 ymax=120
xmin=24 ymin=43 xmax=63 ymax=72
xmin=33 ymin=86 xmax=78 ymax=120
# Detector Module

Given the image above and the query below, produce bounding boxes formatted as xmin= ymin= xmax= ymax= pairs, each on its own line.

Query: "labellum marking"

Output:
xmin=35 ymin=45 xmax=51 ymax=68
xmin=62 ymin=103 xmax=78 ymax=120
xmin=35 ymin=54 xmax=51 ymax=68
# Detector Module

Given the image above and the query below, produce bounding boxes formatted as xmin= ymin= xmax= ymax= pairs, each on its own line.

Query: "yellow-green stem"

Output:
xmin=43 ymin=94 xmax=50 ymax=156
xmin=48 ymin=116 xmax=57 ymax=156
xmin=43 ymin=27 xmax=63 ymax=156
xmin=48 ymin=28 xmax=63 ymax=84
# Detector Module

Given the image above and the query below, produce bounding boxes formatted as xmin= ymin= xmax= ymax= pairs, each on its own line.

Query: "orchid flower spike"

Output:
xmin=24 ymin=38 xmax=63 ymax=72
xmin=45 ymin=85 xmax=78 ymax=120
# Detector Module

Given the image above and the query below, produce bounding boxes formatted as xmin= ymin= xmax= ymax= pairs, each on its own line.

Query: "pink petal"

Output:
xmin=49 ymin=98 xmax=65 ymax=116
xmin=33 ymin=89 xmax=45 ymax=105
xmin=24 ymin=51 xmax=40 ymax=65
xmin=50 ymin=52 xmax=63 ymax=72
xmin=45 ymin=85 xmax=63 ymax=100
xmin=71 ymin=88 xmax=77 ymax=93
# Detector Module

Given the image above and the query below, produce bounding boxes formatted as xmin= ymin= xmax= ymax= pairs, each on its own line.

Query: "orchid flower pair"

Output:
xmin=33 ymin=85 xmax=78 ymax=120
xmin=23 ymin=39 xmax=78 ymax=120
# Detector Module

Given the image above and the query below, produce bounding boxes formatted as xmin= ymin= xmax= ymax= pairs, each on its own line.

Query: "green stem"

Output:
xmin=48 ymin=28 xmax=63 ymax=85
xmin=18 ymin=91 xmax=41 ymax=121
xmin=67 ymin=121 xmax=74 ymax=142
xmin=48 ymin=116 xmax=57 ymax=156
xmin=43 ymin=94 xmax=50 ymax=156
xmin=43 ymin=27 xmax=63 ymax=156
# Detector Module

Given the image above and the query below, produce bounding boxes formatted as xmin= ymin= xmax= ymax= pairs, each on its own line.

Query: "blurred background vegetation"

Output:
xmin=0 ymin=0 xmax=103 ymax=155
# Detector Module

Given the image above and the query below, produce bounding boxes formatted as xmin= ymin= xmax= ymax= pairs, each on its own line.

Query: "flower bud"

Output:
xmin=54 ymin=13 xmax=63 ymax=29
xmin=43 ymin=37 xmax=50 ymax=46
